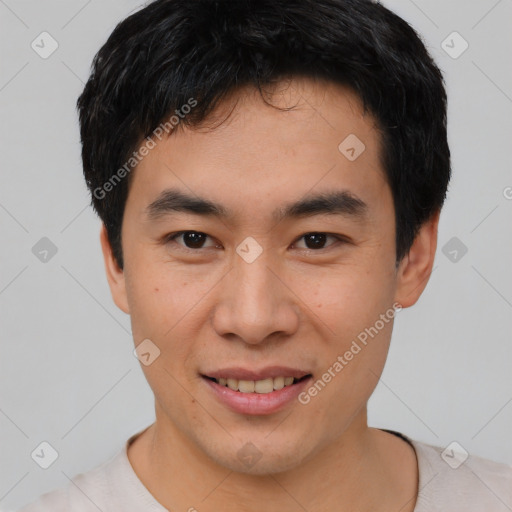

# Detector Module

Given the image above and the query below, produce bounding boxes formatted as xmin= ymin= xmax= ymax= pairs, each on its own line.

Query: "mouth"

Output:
xmin=202 ymin=374 xmax=312 ymax=394
xmin=200 ymin=368 xmax=313 ymax=415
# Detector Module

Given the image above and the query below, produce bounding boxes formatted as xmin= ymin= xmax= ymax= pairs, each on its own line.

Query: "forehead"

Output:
xmin=126 ymin=77 xmax=389 ymax=221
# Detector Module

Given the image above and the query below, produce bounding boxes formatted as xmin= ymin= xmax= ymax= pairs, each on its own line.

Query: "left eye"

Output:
xmin=293 ymin=232 xmax=341 ymax=250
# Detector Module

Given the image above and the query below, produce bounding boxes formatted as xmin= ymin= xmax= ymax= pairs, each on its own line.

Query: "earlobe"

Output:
xmin=99 ymin=224 xmax=130 ymax=314
xmin=394 ymin=210 xmax=440 ymax=308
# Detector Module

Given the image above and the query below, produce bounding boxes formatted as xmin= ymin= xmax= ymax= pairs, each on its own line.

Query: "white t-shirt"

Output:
xmin=17 ymin=428 xmax=512 ymax=511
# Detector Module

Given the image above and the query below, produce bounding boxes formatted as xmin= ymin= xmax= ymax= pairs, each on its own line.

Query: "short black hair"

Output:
xmin=77 ymin=0 xmax=451 ymax=270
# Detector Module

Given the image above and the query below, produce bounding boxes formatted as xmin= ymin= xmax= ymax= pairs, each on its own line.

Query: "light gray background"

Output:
xmin=1 ymin=0 xmax=511 ymax=510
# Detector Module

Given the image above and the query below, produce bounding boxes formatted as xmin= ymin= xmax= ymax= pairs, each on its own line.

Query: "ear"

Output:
xmin=99 ymin=224 xmax=130 ymax=314
xmin=394 ymin=210 xmax=440 ymax=308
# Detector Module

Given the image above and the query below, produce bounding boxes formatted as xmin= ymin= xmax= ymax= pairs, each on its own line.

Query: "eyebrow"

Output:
xmin=144 ymin=187 xmax=368 ymax=223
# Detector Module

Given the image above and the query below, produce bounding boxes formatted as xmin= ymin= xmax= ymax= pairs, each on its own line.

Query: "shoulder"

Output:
xmin=409 ymin=437 xmax=512 ymax=512
xmin=16 ymin=450 xmax=123 ymax=512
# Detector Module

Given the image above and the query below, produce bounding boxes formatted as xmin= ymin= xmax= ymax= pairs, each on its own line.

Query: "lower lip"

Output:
xmin=202 ymin=376 xmax=313 ymax=415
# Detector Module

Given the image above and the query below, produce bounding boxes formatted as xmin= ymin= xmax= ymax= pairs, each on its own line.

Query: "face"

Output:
xmin=101 ymin=77 xmax=437 ymax=475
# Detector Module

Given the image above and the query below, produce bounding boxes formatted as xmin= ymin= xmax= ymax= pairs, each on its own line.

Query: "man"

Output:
xmin=18 ymin=0 xmax=512 ymax=510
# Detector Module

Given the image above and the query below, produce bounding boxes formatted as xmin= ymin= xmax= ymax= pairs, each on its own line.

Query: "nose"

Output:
xmin=211 ymin=249 xmax=300 ymax=345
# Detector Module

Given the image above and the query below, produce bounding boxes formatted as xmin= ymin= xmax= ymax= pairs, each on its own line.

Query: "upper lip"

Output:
xmin=202 ymin=366 xmax=311 ymax=381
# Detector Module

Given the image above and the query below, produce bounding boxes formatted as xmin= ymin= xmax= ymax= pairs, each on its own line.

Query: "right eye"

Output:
xmin=164 ymin=231 xmax=220 ymax=251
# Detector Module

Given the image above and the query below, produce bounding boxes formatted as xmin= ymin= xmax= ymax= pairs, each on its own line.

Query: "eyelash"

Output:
xmin=163 ymin=231 xmax=349 ymax=253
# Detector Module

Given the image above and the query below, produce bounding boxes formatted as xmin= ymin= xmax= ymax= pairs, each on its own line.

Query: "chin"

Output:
xmin=202 ymin=435 xmax=312 ymax=476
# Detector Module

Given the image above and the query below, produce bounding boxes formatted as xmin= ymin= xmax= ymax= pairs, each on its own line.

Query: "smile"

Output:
xmin=201 ymin=369 xmax=313 ymax=415
xmin=207 ymin=375 xmax=310 ymax=394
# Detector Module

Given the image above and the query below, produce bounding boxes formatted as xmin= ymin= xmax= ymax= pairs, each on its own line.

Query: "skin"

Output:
xmin=100 ymin=77 xmax=439 ymax=512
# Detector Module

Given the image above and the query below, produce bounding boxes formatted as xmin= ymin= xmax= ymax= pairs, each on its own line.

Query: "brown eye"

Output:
xmin=295 ymin=232 xmax=341 ymax=250
xmin=180 ymin=232 xmax=207 ymax=248
xmin=166 ymin=231 xmax=217 ymax=250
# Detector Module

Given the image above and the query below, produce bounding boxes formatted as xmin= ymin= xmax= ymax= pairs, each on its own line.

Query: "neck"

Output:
xmin=128 ymin=405 xmax=418 ymax=512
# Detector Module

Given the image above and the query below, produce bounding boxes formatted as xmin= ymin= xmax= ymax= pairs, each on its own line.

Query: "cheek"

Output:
xmin=310 ymin=260 xmax=397 ymax=400
xmin=302 ymin=261 xmax=397 ymax=402
xmin=299 ymin=310 xmax=394 ymax=429
xmin=124 ymin=261 xmax=192 ymax=344
xmin=125 ymin=279 xmax=169 ymax=339
xmin=306 ymin=261 xmax=396 ymax=338
xmin=126 ymin=271 xmax=205 ymax=402
xmin=125 ymin=262 xmax=216 ymax=373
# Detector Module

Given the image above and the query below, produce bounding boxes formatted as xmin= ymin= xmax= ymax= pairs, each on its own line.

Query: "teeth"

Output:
xmin=214 ymin=376 xmax=302 ymax=393
xmin=254 ymin=378 xmax=273 ymax=393
xmin=273 ymin=376 xmax=285 ymax=390
xmin=238 ymin=380 xmax=255 ymax=393
xmin=227 ymin=378 xmax=238 ymax=391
